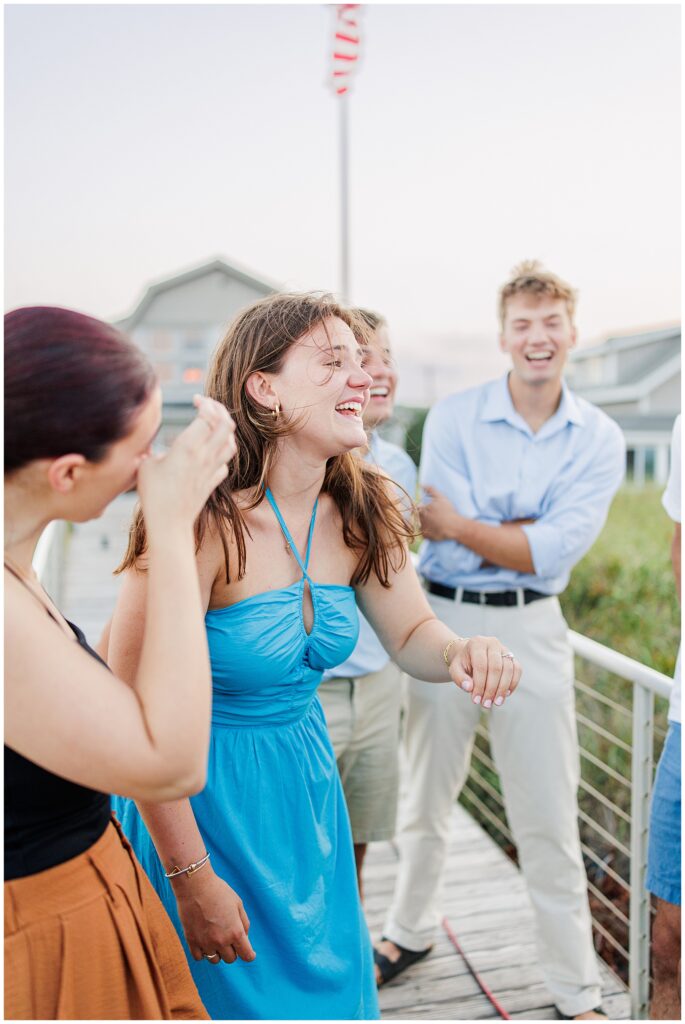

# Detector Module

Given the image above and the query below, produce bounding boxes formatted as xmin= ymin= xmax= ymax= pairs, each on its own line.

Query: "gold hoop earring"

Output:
xmin=271 ymin=401 xmax=281 ymax=420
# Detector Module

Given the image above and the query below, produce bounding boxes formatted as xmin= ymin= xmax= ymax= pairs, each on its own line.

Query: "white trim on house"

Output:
xmin=569 ymin=352 xmax=681 ymax=406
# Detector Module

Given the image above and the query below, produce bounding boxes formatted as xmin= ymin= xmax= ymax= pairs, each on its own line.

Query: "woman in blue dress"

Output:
xmin=109 ymin=293 xmax=521 ymax=1020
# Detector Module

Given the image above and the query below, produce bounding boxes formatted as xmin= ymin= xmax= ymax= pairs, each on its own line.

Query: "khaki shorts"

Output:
xmin=318 ymin=661 xmax=403 ymax=844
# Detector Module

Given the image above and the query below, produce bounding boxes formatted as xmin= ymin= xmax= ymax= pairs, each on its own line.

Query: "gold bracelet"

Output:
xmin=165 ymin=851 xmax=211 ymax=880
xmin=443 ymin=636 xmax=467 ymax=666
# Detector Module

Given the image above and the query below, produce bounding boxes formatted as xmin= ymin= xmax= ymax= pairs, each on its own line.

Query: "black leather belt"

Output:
xmin=424 ymin=579 xmax=549 ymax=607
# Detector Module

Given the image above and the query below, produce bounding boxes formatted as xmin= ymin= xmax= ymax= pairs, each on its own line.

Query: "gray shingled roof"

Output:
xmin=611 ymin=414 xmax=678 ymax=432
xmin=571 ymin=324 xmax=680 ymax=362
xmin=115 ymin=256 xmax=280 ymax=330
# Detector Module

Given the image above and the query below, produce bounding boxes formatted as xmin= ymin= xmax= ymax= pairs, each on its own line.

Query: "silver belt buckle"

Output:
xmin=479 ymin=592 xmax=486 ymax=605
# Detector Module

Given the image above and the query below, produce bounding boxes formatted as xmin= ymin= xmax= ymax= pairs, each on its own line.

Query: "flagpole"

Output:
xmin=331 ymin=3 xmax=360 ymax=305
xmin=339 ymin=90 xmax=350 ymax=303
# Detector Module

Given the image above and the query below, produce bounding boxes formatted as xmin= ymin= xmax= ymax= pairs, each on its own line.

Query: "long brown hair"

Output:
xmin=117 ymin=292 xmax=414 ymax=586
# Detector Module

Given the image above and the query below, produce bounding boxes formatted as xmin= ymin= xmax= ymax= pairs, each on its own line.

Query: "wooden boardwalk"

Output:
xmin=366 ymin=806 xmax=631 ymax=1020
xmin=62 ymin=495 xmax=632 ymax=1021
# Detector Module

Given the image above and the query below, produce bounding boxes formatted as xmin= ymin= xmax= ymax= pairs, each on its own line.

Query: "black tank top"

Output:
xmin=5 ymin=568 xmax=111 ymax=880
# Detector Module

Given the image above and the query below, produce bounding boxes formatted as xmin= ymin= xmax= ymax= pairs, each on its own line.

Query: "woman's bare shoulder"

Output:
xmin=4 ymin=575 xmax=101 ymax=688
xmin=198 ymin=490 xmax=259 ymax=585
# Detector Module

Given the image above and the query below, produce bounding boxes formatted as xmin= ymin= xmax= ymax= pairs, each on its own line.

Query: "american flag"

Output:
xmin=331 ymin=4 xmax=361 ymax=96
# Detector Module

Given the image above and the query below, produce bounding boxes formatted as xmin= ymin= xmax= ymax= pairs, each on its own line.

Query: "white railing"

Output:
xmin=462 ymin=629 xmax=673 ymax=1020
xmin=32 ymin=520 xmax=69 ymax=600
xmin=569 ymin=630 xmax=672 ymax=1020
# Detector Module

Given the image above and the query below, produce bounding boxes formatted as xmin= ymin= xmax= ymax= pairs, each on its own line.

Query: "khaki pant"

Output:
xmin=384 ymin=592 xmax=602 ymax=1017
xmin=318 ymin=661 xmax=403 ymax=844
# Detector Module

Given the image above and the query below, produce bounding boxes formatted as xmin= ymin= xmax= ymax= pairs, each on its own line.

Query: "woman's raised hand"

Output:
xmin=137 ymin=395 xmax=237 ymax=531
xmin=448 ymin=636 xmax=522 ymax=708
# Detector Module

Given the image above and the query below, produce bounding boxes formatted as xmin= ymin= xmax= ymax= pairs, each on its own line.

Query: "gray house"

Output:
xmin=116 ymin=258 xmax=278 ymax=444
xmin=566 ymin=325 xmax=681 ymax=485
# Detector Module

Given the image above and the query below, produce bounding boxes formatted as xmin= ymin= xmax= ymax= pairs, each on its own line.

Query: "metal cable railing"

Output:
xmin=460 ymin=629 xmax=674 ymax=1020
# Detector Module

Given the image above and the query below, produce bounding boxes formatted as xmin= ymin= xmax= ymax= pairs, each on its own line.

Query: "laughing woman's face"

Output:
xmin=266 ymin=317 xmax=373 ymax=461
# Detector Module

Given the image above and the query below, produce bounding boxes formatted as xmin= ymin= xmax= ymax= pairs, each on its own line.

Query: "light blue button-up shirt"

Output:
xmin=322 ymin=432 xmax=418 ymax=680
xmin=418 ymin=374 xmax=626 ymax=594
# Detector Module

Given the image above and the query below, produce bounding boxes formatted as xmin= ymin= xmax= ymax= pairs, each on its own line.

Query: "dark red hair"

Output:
xmin=4 ymin=306 xmax=156 ymax=473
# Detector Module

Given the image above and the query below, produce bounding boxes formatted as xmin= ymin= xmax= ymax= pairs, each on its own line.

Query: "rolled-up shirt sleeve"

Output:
xmin=662 ymin=415 xmax=681 ymax=523
xmin=522 ymin=420 xmax=626 ymax=580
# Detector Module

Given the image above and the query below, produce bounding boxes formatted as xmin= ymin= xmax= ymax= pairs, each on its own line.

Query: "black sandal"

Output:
xmin=373 ymin=937 xmax=432 ymax=986
xmin=555 ymin=1008 xmax=607 ymax=1020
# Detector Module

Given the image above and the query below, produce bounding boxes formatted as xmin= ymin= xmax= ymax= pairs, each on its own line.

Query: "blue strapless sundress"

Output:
xmin=114 ymin=489 xmax=380 ymax=1020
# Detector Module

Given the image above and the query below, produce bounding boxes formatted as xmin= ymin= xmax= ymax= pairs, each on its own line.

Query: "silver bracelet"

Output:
xmin=165 ymin=851 xmax=211 ymax=880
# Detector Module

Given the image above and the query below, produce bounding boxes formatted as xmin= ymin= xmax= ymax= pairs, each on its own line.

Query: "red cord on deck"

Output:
xmin=441 ymin=915 xmax=511 ymax=1020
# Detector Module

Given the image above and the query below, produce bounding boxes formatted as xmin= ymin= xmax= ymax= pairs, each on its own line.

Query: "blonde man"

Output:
xmin=377 ymin=263 xmax=625 ymax=1020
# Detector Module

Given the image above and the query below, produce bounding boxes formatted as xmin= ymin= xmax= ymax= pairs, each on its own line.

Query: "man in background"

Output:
xmin=318 ymin=308 xmax=416 ymax=900
xmin=647 ymin=413 xmax=681 ymax=1020
xmin=376 ymin=262 xmax=625 ymax=1021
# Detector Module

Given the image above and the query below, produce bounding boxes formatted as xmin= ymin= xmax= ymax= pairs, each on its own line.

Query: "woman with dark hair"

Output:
xmin=4 ymin=306 xmax=240 ymax=1020
xmin=110 ymin=293 xmax=522 ymax=1020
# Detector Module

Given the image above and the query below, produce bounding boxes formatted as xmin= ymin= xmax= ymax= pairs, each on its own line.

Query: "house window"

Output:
xmin=645 ymin=448 xmax=656 ymax=481
xmin=586 ymin=357 xmax=603 ymax=386
xmin=182 ymin=366 xmax=205 ymax=384
xmin=153 ymin=362 xmax=175 ymax=383
xmin=159 ymin=424 xmax=183 ymax=449
xmin=151 ymin=330 xmax=174 ymax=353
xmin=184 ymin=333 xmax=206 ymax=351
xmin=626 ymin=447 xmax=653 ymax=486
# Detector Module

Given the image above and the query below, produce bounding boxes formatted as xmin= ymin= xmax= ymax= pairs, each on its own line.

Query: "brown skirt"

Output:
xmin=4 ymin=816 xmax=209 ymax=1020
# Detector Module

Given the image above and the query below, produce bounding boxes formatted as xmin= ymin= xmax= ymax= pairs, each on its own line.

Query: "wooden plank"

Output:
xmin=383 ymin=983 xmax=632 ymax=1021
xmin=366 ymin=804 xmax=630 ymax=1019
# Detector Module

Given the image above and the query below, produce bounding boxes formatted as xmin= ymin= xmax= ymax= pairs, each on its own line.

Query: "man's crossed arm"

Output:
xmin=419 ymin=485 xmax=535 ymax=575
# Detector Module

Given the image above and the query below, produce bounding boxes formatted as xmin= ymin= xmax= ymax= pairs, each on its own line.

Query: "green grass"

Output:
xmin=560 ymin=485 xmax=679 ymax=677
xmin=562 ymin=484 xmax=678 ymax=850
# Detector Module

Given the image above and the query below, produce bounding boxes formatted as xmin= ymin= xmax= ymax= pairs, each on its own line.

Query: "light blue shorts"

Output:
xmin=646 ymin=722 xmax=681 ymax=905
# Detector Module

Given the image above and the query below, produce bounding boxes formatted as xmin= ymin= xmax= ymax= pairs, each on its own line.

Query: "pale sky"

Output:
xmin=4 ymin=2 xmax=681 ymax=393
